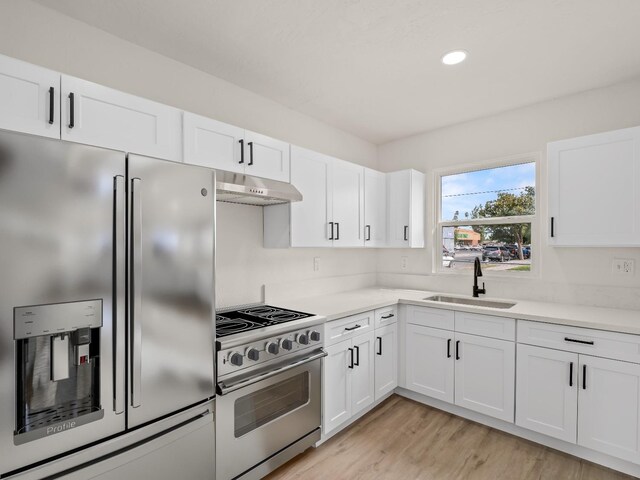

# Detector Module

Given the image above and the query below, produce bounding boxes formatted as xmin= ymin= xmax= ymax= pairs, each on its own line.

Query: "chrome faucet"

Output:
xmin=473 ymin=257 xmax=486 ymax=297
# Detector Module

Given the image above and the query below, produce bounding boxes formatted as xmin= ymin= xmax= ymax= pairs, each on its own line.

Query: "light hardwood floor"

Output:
xmin=265 ymin=395 xmax=635 ymax=480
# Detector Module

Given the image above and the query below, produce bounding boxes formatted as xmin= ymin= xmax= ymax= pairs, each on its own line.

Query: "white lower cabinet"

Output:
xmin=516 ymin=344 xmax=578 ymax=443
xmin=405 ymin=324 xmax=454 ymax=403
xmin=322 ymin=330 xmax=374 ymax=434
xmin=454 ymin=332 xmax=515 ymax=422
xmin=578 ymin=355 xmax=640 ymax=464
xmin=374 ymin=323 xmax=398 ymax=400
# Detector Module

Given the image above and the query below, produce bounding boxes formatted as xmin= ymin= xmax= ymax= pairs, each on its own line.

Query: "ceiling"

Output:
xmin=35 ymin=0 xmax=640 ymax=144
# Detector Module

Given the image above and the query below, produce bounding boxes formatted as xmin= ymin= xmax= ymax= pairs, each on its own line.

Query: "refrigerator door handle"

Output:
xmin=114 ymin=175 xmax=126 ymax=415
xmin=131 ymin=177 xmax=143 ymax=408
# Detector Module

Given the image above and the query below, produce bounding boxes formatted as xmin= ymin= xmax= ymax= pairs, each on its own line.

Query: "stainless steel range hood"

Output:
xmin=215 ymin=170 xmax=302 ymax=206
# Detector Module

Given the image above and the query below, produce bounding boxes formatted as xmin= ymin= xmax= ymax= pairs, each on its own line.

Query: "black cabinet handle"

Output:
xmin=48 ymin=87 xmax=54 ymax=124
xmin=335 ymin=222 xmax=340 ymax=240
xmin=365 ymin=225 xmax=371 ymax=241
xmin=377 ymin=336 xmax=382 ymax=356
xmin=348 ymin=348 xmax=354 ymax=369
xmin=247 ymin=141 xmax=254 ymax=166
xmin=404 ymin=225 xmax=408 ymax=241
xmin=447 ymin=339 xmax=452 ymax=358
xmin=68 ymin=92 xmax=75 ymax=129
xmin=582 ymin=364 xmax=587 ymax=390
xmin=455 ymin=340 xmax=460 ymax=360
xmin=239 ymin=139 xmax=244 ymax=164
xmin=344 ymin=324 xmax=361 ymax=331
xmin=569 ymin=362 xmax=574 ymax=387
xmin=329 ymin=222 xmax=334 ymax=240
xmin=550 ymin=217 xmax=555 ymax=238
xmin=381 ymin=313 xmax=395 ymax=319
xmin=564 ymin=337 xmax=594 ymax=346
xmin=354 ymin=345 xmax=360 ymax=366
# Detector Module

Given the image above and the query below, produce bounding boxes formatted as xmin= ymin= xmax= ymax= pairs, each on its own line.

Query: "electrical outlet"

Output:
xmin=401 ymin=256 xmax=408 ymax=270
xmin=313 ymin=257 xmax=320 ymax=272
xmin=613 ymin=258 xmax=635 ymax=275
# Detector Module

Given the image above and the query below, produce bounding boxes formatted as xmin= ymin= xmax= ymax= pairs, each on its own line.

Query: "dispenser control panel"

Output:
xmin=14 ymin=299 xmax=102 ymax=339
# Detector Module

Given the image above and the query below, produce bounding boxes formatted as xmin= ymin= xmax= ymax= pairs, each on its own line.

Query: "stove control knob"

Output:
xmin=229 ymin=352 xmax=243 ymax=366
xmin=247 ymin=348 xmax=260 ymax=362
xmin=297 ymin=333 xmax=309 ymax=345
xmin=310 ymin=331 xmax=321 ymax=342
xmin=281 ymin=339 xmax=293 ymax=350
xmin=266 ymin=342 xmax=280 ymax=355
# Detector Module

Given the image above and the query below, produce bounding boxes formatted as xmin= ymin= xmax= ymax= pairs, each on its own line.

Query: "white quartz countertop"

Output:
xmin=278 ymin=288 xmax=640 ymax=336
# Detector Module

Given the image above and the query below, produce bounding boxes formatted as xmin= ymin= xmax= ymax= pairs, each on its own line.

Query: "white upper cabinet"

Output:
xmin=183 ymin=113 xmax=290 ymax=181
xmin=387 ymin=169 xmax=425 ymax=248
xmin=332 ymin=159 xmax=365 ymax=247
xmin=364 ymin=168 xmax=387 ymax=247
xmin=183 ymin=112 xmax=244 ymax=172
xmin=243 ymin=130 xmax=290 ymax=182
xmin=0 ymin=54 xmax=60 ymax=139
xmin=288 ymin=146 xmax=334 ymax=247
xmin=61 ymin=75 xmax=182 ymax=161
xmin=548 ymin=126 xmax=640 ymax=246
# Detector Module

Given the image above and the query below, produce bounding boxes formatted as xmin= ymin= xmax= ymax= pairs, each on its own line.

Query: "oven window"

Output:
xmin=234 ymin=372 xmax=310 ymax=438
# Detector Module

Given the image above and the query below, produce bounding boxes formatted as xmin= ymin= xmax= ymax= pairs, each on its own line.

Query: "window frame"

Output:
xmin=433 ymin=152 xmax=541 ymax=277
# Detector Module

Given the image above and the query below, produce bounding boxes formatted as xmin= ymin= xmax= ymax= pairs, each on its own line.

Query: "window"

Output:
xmin=438 ymin=159 xmax=537 ymax=274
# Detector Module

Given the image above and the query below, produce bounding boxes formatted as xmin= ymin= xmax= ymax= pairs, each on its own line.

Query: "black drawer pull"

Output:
xmin=403 ymin=225 xmax=408 ymax=241
xmin=381 ymin=314 xmax=395 ymax=319
xmin=377 ymin=336 xmax=382 ymax=356
xmin=239 ymin=139 xmax=244 ymax=164
xmin=550 ymin=217 xmax=555 ymax=238
xmin=365 ymin=225 xmax=371 ymax=241
xmin=329 ymin=222 xmax=334 ymax=240
xmin=564 ymin=337 xmax=594 ymax=346
xmin=583 ymin=364 xmax=587 ymax=390
xmin=248 ymin=141 xmax=254 ymax=165
xmin=455 ymin=340 xmax=460 ymax=360
xmin=335 ymin=222 xmax=340 ymax=240
xmin=344 ymin=324 xmax=361 ymax=331
xmin=354 ymin=345 xmax=360 ymax=366
xmin=348 ymin=348 xmax=354 ymax=369
xmin=447 ymin=339 xmax=452 ymax=358
xmin=48 ymin=87 xmax=55 ymax=124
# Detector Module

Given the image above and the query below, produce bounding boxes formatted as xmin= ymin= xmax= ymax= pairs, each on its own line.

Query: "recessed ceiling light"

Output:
xmin=442 ymin=50 xmax=468 ymax=66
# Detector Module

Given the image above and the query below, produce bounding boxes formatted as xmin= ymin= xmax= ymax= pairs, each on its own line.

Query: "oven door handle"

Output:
xmin=217 ymin=349 xmax=327 ymax=396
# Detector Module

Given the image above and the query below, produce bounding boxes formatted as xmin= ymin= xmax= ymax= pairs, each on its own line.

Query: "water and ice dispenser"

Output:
xmin=14 ymin=300 xmax=104 ymax=444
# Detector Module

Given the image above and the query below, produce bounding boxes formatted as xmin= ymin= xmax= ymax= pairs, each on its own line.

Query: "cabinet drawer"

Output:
xmin=518 ymin=320 xmax=640 ymax=364
xmin=404 ymin=305 xmax=454 ymax=331
xmin=455 ymin=311 xmax=515 ymax=341
xmin=324 ymin=311 xmax=374 ymax=347
xmin=374 ymin=305 xmax=398 ymax=328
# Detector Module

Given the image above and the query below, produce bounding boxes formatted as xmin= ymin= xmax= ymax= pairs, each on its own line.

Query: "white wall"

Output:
xmin=377 ymin=78 xmax=640 ymax=309
xmin=0 ymin=0 xmax=377 ymax=308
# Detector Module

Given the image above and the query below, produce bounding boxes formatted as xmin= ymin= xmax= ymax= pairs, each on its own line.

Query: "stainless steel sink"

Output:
xmin=424 ymin=295 xmax=516 ymax=309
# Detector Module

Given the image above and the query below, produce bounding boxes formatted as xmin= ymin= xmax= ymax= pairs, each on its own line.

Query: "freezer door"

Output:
xmin=0 ymin=130 xmax=126 ymax=475
xmin=127 ymin=154 xmax=215 ymax=427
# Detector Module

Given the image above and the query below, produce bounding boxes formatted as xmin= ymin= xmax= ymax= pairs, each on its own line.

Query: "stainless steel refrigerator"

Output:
xmin=0 ymin=130 xmax=216 ymax=479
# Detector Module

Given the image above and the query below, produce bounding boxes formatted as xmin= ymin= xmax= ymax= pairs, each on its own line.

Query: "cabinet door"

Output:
xmin=290 ymin=146 xmax=333 ymax=247
xmin=351 ymin=330 xmax=375 ymax=415
xmin=405 ymin=324 xmax=454 ymax=403
xmin=578 ymin=355 xmax=640 ymax=464
xmin=0 ymin=54 xmax=60 ymax=138
xmin=61 ymin=76 xmax=182 ymax=161
xmin=364 ymin=168 xmax=387 ymax=247
xmin=183 ymin=112 xmax=244 ymax=173
xmin=375 ymin=324 xmax=398 ymax=400
xmin=454 ymin=332 xmax=515 ymax=422
xmin=332 ymin=159 xmax=364 ymax=247
xmin=323 ymin=338 xmax=352 ymax=434
xmin=515 ymin=344 xmax=578 ymax=443
xmin=548 ymin=126 xmax=640 ymax=246
xmin=387 ymin=170 xmax=410 ymax=247
xmin=244 ymin=130 xmax=290 ymax=182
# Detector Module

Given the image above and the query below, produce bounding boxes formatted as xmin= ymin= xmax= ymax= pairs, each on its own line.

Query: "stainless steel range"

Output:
xmin=215 ymin=304 xmax=326 ymax=480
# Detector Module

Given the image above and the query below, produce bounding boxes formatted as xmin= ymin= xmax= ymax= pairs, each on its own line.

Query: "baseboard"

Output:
xmin=316 ymin=391 xmax=395 ymax=447
xmin=396 ymin=387 xmax=640 ymax=478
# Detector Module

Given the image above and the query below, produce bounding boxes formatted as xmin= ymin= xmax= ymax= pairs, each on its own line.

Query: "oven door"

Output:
xmin=216 ymin=350 xmax=324 ymax=480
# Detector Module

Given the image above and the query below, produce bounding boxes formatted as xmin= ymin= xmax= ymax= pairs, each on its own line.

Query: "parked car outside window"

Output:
xmin=482 ymin=246 xmax=511 ymax=262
